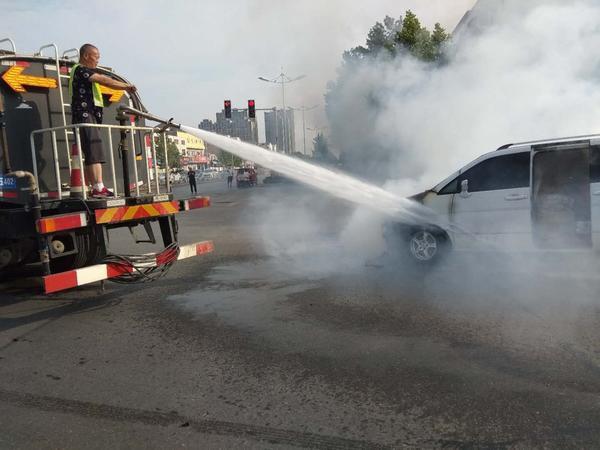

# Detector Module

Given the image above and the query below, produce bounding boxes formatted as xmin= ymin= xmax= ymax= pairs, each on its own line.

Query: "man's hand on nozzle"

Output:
xmin=125 ymin=84 xmax=137 ymax=94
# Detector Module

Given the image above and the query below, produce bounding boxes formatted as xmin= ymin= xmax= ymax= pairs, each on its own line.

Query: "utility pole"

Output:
xmin=292 ymin=105 xmax=318 ymax=155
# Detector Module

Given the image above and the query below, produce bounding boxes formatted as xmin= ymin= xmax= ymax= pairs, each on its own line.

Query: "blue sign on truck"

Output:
xmin=0 ymin=176 xmax=17 ymax=189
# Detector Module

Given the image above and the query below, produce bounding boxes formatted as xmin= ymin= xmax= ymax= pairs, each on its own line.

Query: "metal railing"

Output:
xmin=35 ymin=43 xmax=72 ymax=173
xmin=62 ymin=48 xmax=79 ymax=60
xmin=0 ymin=38 xmax=16 ymax=53
xmin=30 ymin=123 xmax=168 ymax=200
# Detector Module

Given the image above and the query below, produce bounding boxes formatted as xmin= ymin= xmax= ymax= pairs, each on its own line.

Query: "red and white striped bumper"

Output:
xmin=37 ymin=212 xmax=88 ymax=234
xmin=179 ymin=196 xmax=211 ymax=211
xmin=42 ymin=240 xmax=214 ymax=294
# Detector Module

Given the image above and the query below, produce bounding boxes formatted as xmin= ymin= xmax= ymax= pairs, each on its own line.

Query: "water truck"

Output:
xmin=0 ymin=38 xmax=213 ymax=294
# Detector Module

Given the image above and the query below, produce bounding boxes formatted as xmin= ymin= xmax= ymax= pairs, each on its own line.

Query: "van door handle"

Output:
xmin=593 ymin=191 xmax=600 ymax=196
xmin=504 ymin=193 xmax=528 ymax=201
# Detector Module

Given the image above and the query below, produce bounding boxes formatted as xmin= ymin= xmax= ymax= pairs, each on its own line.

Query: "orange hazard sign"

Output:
xmin=1 ymin=66 xmax=57 ymax=92
xmin=95 ymin=201 xmax=179 ymax=225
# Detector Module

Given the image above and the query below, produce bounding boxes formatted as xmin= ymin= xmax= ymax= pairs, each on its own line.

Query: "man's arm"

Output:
xmin=89 ymin=73 xmax=137 ymax=93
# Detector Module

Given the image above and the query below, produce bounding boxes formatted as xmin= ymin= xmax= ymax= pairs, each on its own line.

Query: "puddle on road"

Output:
xmin=168 ymin=237 xmax=377 ymax=337
xmin=166 ymin=257 xmax=460 ymax=367
xmin=165 ymin=253 xmax=600 ymax=387
xmin=168 ymin=259 xmax=322 ymax=333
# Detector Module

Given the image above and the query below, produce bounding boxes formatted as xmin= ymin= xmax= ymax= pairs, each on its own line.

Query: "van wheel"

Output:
xmin=406 ymin=228 xmax=448 ymax=265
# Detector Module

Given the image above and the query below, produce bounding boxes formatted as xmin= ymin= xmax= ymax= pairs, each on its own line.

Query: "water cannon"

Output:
xmin=116 ymin=106 xmax=181 ymax=132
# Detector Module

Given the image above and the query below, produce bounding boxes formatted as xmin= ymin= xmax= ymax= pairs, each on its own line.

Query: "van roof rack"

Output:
xmin=497 ymin=133 xmax=600 ymax=151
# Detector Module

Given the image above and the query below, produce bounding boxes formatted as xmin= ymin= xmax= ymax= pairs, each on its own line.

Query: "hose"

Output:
xmin=102 ymin=242 xmax=179 ymax=284
xmin=6 ymin=170 xmax=50 ymax=275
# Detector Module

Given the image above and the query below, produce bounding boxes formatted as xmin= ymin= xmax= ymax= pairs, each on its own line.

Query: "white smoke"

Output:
xmin=330 ymin=0 xmax=600 ymax=195
xmin=190 ymin=1 xmax=600 ymax=287
xmin=246 ymin=0 xmax=600 ymax=285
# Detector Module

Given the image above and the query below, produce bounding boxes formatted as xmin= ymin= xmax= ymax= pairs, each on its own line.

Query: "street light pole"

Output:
xmin=281 ymin=80 xmax=286 ymax=154
xmin=293 ymin=105 xmax=318 ymax=155
xmin=301 ymin=107 xmax=305 ymax=155
xmin=258 ymin=70 xmax=306 ymax=154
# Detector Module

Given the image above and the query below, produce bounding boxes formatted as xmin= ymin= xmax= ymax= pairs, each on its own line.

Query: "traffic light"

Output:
xmin=248 ymin=99 xmax=256 ymax=119
xmin=224 ymin=100 xmax=232 ymax=119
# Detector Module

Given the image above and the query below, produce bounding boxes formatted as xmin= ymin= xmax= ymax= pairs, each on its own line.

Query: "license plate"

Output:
xmin=153 ymin=194 xmax=169 ymax=202
xmin=0 ymin=176 xmax=17 ymax=189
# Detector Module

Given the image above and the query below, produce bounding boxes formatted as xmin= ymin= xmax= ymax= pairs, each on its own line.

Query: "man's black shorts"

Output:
xmin=75 ymin=115 xmax=105 ymax=165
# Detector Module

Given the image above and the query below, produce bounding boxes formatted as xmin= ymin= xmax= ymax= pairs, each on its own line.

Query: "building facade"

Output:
xmin=198 ymin=119 xmax=216 ymax=132
xmin=167 ymin=131 xmax=208 ymax=169
xmin=264 ymin=108 xmax=295 ymax=154
xmin=199 ymin=109 xmax=258 ymax=144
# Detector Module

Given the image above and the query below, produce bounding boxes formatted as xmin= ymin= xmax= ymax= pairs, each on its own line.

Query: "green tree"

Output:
xmin=324 ymin=11 xmax=450 ymax=180
xmin=366 ymin=22 xmax=387 ymax=53
xmin=413 ymin=28 xmax=436 ymax=61
xmin=155 ymin=137 xmax=181 ymax=169
xmin=218 ymin=150 xmax=243 ymax=167
xmin=344 ymin=15 xmax=403 ymax=62
xmin=396 ymin=10 xmax=422 ymax=50
xmin=432 ymin=23 xmax=449 ymax=47
xmin=312 ymin=133 xmax=336 ymax=164
xmin=395 ymin=13 xmax=448 ymax=62
xmin=337 ymin=11 xmax=449 ymax=66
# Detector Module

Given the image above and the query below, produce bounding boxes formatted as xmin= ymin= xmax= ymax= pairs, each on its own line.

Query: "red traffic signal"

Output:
xmin=224 ymin=100 xmax=232 ymax=119
xmin=248 ymin=99 xmax=256 ymax=119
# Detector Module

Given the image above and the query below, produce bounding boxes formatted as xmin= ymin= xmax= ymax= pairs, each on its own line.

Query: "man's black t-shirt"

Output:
xmin=71 ymin=65 xmax=103 ymax=124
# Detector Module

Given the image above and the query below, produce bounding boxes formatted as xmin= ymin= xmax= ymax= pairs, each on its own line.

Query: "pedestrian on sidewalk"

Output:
xmin=227 ymin=168 xmax=234 ymax=189
xmin=188 ymin=168 xmax=197 ymax=194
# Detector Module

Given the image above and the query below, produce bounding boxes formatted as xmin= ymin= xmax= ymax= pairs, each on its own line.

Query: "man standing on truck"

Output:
xmin=70 ymin=43 xmax=137 ymax=197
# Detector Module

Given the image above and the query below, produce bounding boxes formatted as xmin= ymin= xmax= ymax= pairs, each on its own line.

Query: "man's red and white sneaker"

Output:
xmin=91 ymin=187 xmax=115 ymax=197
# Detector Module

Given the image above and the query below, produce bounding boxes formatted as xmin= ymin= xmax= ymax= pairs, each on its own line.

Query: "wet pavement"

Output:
xmin=1 ymin=184 xmax=600 ymax=448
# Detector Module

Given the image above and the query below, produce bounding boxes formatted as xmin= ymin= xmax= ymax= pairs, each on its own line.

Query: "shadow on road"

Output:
xmin=0 ymin=280 xmax=125 ymax=334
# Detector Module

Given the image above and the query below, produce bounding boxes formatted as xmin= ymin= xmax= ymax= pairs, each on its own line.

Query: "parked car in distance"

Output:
xmin=236 ymin=168 xmax=257 ymax=188
xmin=263 ymin=170 xmax=293 ymax=185
xmin=198 ymin=169 xmax=219 ymax=181
xmin=169 ymin=172 xmax=182 ymax=183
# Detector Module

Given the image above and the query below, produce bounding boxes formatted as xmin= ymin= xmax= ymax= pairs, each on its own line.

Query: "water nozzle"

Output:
xmin=116 ymin=106 xmax=181 ymax=130
xmin=154 ymin=118 xmax=176 ymax=133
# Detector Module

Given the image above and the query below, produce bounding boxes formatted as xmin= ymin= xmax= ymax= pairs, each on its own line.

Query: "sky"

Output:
xmin=0 ymin=0 xmax=476 ymax=146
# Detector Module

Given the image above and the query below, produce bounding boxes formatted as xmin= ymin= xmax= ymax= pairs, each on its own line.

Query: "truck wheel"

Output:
xmin=406 ymin=228 xmax=449 ymax=265
xmin=83 ymin=229 xmax=107 ymax=266
xmin=49 ymin=230 xmax=105 ymax=274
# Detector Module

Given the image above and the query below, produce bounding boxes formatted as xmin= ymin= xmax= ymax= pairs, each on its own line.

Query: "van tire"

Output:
xmin=405 ymin=227 xmax=450 ymax=266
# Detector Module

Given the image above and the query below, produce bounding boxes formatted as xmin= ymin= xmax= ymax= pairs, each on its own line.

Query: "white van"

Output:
xmin=388 ymin=135 xmax=600 ymax=264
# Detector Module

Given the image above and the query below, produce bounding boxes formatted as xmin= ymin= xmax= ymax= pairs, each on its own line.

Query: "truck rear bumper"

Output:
xmin=42 ymin=240 xmax=214 ymax=294
xmin=34 ymin=196 xmax=211 ymax=233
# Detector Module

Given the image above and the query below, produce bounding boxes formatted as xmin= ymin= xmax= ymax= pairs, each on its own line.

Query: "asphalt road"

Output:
xmin=1 ymin=182 xmax=600 ymax=448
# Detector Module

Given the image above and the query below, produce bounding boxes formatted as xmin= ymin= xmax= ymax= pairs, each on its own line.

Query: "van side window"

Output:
xmin=591 ymin=146 xmax=600 ymax=183
xmin=438 ymin=178 xmax=458 ymax=195
xmin=459 ymin=152 xmax=530 ymax=192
